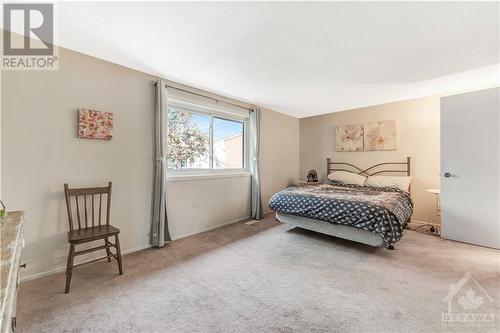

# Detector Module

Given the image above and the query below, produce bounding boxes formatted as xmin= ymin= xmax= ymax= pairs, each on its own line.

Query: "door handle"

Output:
xmin=443 ymin=172 xmax=451 ymax=178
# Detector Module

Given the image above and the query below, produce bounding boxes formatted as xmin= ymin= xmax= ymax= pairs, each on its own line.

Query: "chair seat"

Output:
xmin=68 ymin=225 xmax=120 ymax=243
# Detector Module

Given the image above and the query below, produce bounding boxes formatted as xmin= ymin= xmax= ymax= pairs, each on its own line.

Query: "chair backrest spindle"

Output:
xmin=91 ymin=194 xmax=95 ymax=227
xmin=84 ymin=195 xmax=88 ymax=228
xmin=106 ymin=182 xmax=112 ymax=226
xmin=99 ymin=194 xmax=102 ymax=226
xmin=75 ymin=196 xmax=82 ymax=229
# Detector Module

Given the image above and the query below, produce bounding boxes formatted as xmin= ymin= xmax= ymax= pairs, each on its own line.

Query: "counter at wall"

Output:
xmin=0 ymin=212 xmax=24 ymax=332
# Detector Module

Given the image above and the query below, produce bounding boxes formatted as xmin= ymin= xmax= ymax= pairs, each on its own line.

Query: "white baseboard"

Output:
xmin=21 ymin=216 xmax=253 ymax=283
xmin=20 ymin=243 xmax=152 ymax=282
xmin=171 ymin=216 xmax=251 ymax=241
xmin=245 ymin=210 xmax=275 ymax=225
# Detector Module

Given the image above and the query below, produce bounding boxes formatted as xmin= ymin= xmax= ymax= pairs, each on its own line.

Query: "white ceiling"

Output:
xmin=53 ymin=2 xmax=500 ymax=117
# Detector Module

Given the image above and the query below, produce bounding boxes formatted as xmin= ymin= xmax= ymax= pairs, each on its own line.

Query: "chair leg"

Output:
xmin=114 ymin=234 xmax=123 ymax=275
xmin=104 ymin=237 xmax=112 ymax=262
xmin=65 ymin=244 xmax=75 ymax=293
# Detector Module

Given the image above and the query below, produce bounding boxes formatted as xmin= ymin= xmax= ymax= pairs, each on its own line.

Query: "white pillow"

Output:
xmin=327 ymin=171 xmax=367 ymax=186
xmin=365 ymin=176 xmax=412 ymax=192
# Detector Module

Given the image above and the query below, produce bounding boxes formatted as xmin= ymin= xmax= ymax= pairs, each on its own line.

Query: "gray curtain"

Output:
xmin=151 ymin=79 xmax=171 ymax=247
xmin=250 ymin=108 xmax=263 ymax=219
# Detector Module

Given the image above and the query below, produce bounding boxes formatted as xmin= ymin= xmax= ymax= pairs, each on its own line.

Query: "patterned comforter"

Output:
xmin=268 ymin=183 xmax=413 ymax=246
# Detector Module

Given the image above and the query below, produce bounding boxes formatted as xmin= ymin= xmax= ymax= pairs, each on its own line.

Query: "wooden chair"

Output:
xmin=63 ymin=182 xmax=123 ymax=293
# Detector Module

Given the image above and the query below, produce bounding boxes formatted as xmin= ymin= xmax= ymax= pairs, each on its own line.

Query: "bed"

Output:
xmin=268 ymin=158 xmax=413 ymax=249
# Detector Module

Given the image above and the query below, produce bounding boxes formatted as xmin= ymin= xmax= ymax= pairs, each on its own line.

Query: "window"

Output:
xmin=167 ymin=104 xmax=247 ymax=173
xmin=213 ymin=117 xmax=244 ymax=169
xmin=167 ymin=109 xmax=210 ymax=170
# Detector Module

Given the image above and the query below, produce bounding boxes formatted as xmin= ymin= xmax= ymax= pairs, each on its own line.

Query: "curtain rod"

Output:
xmin=153 ymin=81 xmax=252 ymax=111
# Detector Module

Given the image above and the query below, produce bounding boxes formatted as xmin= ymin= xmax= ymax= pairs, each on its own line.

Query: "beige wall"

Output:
xmin=166 ymin=176 xmax=251 ymax=239
xmin=261 ymin=107 xmax=300 ymax=212
xmin=1 ymin=47 xmax=299 ymax=279
xmin=300 ymin=97 xmax=440 ymax=222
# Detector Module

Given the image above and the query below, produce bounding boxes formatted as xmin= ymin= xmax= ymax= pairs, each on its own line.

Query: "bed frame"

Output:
xmin=277 ymin=157 xmax=411 ymax=250
xmin=327 ymin=157 xmax=411 ymax=177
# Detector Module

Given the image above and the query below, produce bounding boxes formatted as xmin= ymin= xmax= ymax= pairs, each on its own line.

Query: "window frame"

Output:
xmin=166 ymin=100 xmax=249 ymax=176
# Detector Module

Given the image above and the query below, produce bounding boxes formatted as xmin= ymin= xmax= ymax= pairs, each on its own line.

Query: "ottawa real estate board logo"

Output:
xmin=442 ymin=273 xmax=496 ymax=328
xmin=2 ymin=3 xmax=58 ymax=70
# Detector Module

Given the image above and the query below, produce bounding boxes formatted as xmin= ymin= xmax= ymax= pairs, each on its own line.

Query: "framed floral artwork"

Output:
xmin=364 ymin=120 xmax=397 ymax=150
xmin=78 ymin=109 xmax=113 ymax=140
xmin=336 ymin=124 xmax=364 ymax=151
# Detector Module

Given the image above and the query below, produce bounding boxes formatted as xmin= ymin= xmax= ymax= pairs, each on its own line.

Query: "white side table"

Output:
xmin=426 ymin=188 xmax=441 ymax=216
xmin=412 ymin=189 xmax=441 ymax=235
xmin=425 ymin=188 xmax=441 ymax=235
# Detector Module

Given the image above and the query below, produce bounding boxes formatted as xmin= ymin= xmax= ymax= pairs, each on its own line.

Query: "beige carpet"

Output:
xmin=18 ymin=214 xmax=500 ymax=333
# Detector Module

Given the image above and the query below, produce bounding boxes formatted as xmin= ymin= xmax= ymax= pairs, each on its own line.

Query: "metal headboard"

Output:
xmin=327 ymin=157 xmax=411 ymax=177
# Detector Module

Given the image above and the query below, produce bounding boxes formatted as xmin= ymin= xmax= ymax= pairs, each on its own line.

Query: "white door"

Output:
xmin=440 ymin=88 xmax=500 ymax=249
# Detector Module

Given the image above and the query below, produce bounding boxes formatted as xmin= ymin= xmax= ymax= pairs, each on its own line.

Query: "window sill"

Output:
xmin=166 ymin=171 xmax=251 ymax=182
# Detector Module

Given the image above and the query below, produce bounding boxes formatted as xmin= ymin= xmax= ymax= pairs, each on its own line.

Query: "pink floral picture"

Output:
xmin=78 ymin=109 xmax=113 ymax=140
